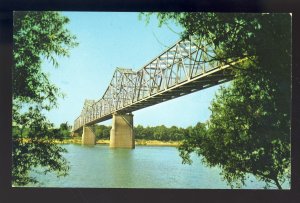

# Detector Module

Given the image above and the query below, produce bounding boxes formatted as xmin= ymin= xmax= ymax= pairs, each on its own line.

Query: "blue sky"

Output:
xmin=42 ymin=12 xmax=225 ymax=128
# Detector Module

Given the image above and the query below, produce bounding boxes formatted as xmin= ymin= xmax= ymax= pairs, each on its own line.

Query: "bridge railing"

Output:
xmin=73 ymin=37 xmax=245 ymax=131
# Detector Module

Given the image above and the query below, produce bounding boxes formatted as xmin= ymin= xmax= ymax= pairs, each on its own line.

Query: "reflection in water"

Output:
xmin=108 ymin=148 xmax=135 ymax=187
xmin=26 ymin=144 xmax=288 ymax=189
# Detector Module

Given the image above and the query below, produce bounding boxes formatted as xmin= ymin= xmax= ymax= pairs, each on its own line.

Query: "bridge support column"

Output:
xmin=110 ymin=113 xmax=135 ymax=149
xmin=82 ymin=126 xmax=96 ymax=145
xmin=71 ymin=132 xmax=80 ymax=137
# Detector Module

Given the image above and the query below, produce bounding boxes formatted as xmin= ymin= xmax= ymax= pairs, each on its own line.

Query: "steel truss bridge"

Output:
xmin=73 ymin=37 xmax=247 ymax=132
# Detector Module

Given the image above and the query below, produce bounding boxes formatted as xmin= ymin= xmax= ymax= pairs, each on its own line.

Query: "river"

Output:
xmin=26 ymin=144 xmax=289 ymax=189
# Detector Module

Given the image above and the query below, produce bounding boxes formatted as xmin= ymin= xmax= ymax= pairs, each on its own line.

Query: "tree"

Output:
xmin=91 ymin=124 xmax=111 ymax=139
xmin=134 ymin=125 xmax=185 ymax=141
xmin=60 ymin=122 xmax=71 ymax=131
xmin=57 ymin=122 xmax=72 ymax=139
xmin=153 ymin=125 xmax=168 ymax=141
xmin=12 ymin=11 xmax=78 ymax=185
xmin=142 ymin=13 xmax=291 ymax=189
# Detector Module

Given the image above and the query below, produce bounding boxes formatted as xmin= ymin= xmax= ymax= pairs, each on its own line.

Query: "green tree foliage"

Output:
xmin=91 ymin=124 xmax=111 ymax=139
xmin=57 ymin=122 xmax=72 ymax=139
xmin=142 ymin=13 xmax=291 ymax=189
xmin=13 ymin=11 xmax=78 ymax=108
xmin=12 ymin=11 xmax=78 ymax=185
xmin=90 ymin=124 xmax=186 ymax=141
xmin=134 ymin=125 xmax=186 ymax=141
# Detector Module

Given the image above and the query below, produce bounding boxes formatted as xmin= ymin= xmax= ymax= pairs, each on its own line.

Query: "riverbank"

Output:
xmin=53 ymin=137 xmax=181 ymax=146
xmin=135 ymin=139 xmax=180 ymax=146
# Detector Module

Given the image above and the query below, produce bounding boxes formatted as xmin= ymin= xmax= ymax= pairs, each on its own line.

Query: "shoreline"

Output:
xmin=54 ymin=138 xmax=181 ymax=147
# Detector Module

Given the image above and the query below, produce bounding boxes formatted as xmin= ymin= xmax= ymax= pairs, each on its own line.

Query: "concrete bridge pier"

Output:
xmin=82 ymin=126 xmax=96 ymax=145
xmin=110 ymin=112 xmax=135 ymax=149
xmin=71 ymin=132 xmax=80 ymax=137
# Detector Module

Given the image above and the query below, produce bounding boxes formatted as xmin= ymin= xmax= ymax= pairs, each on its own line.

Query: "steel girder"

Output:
xmin=73 ymin=37 xmax=248 ymax=131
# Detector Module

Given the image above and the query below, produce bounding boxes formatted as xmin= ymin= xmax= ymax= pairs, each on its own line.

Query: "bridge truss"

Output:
xmin=73 ymin=37 xmax=247 ymax=131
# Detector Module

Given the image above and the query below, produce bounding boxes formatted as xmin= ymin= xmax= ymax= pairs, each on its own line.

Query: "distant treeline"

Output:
xmin=90 ymin=124 xmax=191 ymax=141
xmin=13 ymin=122 xmax=72 ymax=140
xmin=13 ymin=122 xmax=194 ymax=142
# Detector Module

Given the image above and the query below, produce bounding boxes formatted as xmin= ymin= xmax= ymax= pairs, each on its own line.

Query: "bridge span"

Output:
xmin=72 ymin=37 xmax=248 ymax=148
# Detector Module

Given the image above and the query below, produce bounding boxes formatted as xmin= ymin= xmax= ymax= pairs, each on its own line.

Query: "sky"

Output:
xmin=42 ymin=12 xmax=226 ymax=128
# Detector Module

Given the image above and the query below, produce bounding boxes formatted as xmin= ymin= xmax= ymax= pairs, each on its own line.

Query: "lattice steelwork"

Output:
xmin=73 ymin=37 xmax=247 ymax=131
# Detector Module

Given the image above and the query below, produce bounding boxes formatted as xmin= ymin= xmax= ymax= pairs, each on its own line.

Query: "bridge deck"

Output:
xmin=73 ymin=37 xmax=247 ymax=132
